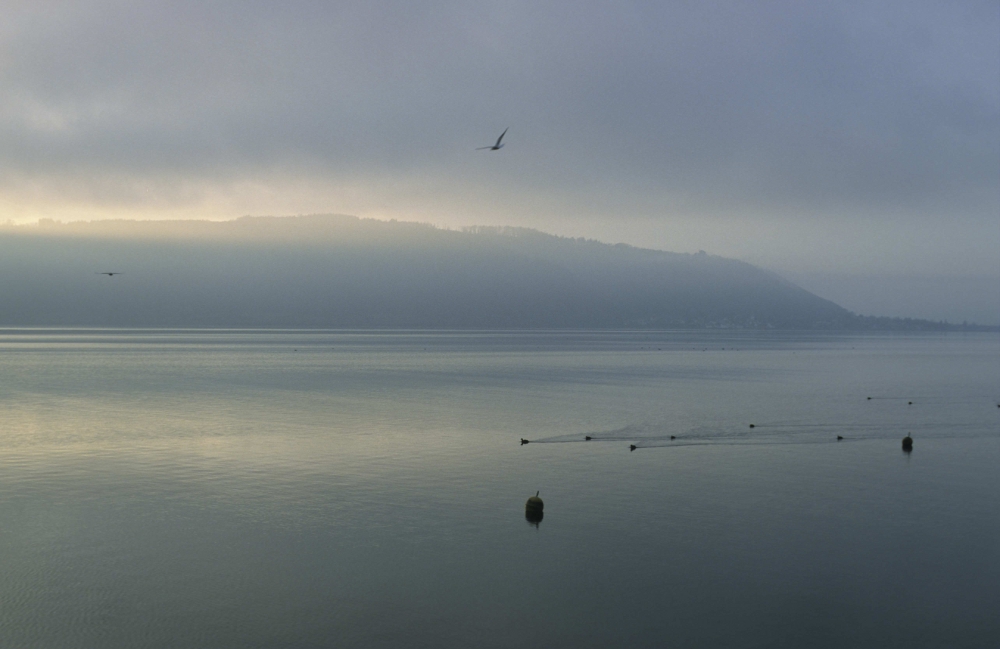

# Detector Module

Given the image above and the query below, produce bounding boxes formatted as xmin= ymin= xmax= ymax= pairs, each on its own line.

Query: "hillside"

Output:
xmin=0 ymin=215 xmax=972 ymax=329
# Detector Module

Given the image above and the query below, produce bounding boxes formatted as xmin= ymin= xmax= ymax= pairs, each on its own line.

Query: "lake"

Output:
xmin=1 ymin=330 xmax=997 ymax=648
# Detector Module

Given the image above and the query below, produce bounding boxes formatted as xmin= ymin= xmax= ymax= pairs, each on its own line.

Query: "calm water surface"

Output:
xmin=1 ymin=330 xmax=998 ymax=648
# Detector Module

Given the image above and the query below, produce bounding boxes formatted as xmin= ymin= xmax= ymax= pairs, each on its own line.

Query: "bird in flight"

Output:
xmin=476 ymin=128 xmax=508 ymax=151
xmin=96 ymin=272 xmax=123 ymax=276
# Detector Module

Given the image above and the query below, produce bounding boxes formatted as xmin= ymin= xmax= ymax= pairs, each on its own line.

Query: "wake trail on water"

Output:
xmin=526 ymin=419 xmax=997 ymax=449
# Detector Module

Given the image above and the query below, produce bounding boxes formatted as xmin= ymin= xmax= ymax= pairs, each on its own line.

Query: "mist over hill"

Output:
xmin=0 ymin=215 xmax=978 ymax=329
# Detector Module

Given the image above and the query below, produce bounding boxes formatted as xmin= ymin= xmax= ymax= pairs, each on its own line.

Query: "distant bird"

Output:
xmin=585 ymin=436 xmax=592 ymax=441
xmin=520 ymin=438 xmax=529 ymax=445
xmin=630 ymin=444 xmax=637 ymax=451
xmin=97 ymin=272 xmax=123 ymax=276
xmin=837 ymin=435 xmax=844 ymax=440
xmin=476 ymin=128 xmax=507 ymax=151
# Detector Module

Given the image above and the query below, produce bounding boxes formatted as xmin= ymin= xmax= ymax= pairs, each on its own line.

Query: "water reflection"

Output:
xmin=1 ymin=330 xmax=998 ymax=649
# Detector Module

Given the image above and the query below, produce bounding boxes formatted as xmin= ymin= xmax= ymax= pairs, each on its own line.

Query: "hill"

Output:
xmin=0 ymin=215 xmax=981 ymax=329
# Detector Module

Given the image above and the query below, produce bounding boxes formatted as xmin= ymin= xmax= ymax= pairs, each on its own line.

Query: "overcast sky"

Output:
xmin=2 ymin=1 xmax=998 ymax=322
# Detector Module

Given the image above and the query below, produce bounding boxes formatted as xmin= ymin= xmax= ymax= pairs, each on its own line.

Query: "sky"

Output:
xmin=1 ymin=0 xmax=998 ymax=323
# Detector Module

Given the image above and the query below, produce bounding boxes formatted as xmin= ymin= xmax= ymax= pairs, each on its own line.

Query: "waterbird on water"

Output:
xmin=476 ymin=128 xmax=507 ymax=151
xmin=520 ymin=438 xmax=529 ymax=445
xmin=97 ymin=272 xmax=123 ymax=276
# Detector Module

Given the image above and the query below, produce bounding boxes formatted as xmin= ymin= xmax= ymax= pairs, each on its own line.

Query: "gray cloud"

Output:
xmin=1 ymin=1 xmax=998 ymax=318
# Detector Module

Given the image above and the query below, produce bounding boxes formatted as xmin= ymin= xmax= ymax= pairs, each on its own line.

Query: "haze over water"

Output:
xmin=1 ymin=329 xmax=997 ymax=648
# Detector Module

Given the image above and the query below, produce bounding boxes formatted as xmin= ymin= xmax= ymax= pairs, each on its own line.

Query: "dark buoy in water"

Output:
xmin=585 ymin=436 xmax=592 ymax=441
xmin=867 ymin=397 xmax=872 ymax=400
xmin=902 ymin=435 xmax=913 ymax=451
xmin=520 ymin=438 xmax=529 ymax=445
xmin=837 ymin=435 xmax=844 ymax=440
xmin=749 ymin=424 xmax=755 ymax=429
xmin=908 ymin=401 xmax=913 ymax=405
xmin=630 ymin=444 xmax=637 ymax=451
xmin=525 ymin=492 xmax=544 ymax=526
xmin=670 ymin=435 xmax=676 ymax=440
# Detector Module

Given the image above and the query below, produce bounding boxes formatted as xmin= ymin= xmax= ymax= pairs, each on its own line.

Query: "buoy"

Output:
xmin=837 ymin=435 xmax=843 ymax=440
xmin=902 ymin=435 xmax=913 ymax=450
xmin=525 ymin=492 xmax=544 ymax=525
xmin=520 ymin=438 xmax=529 ymax=445
xmin=867 ymin=397 xmax=872 ymax=400
xmin=585 ymin=436 xmax=592 ymax=441
xmin=908 ymin=401 xmax=913 ymax=405
xmin=749 ymin=424 xmax=755 ymax=428
xmin=670 ymin=435 xmax=676 ymax=440
xmin=630 ymin=444 xmax=637 ymax=451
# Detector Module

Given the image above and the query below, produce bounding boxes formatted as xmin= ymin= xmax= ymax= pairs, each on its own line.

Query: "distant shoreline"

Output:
xmin=2 ymin=326 xmax=997 ymax=334
xmin=3 ymin=215 xmax=997 ymax=331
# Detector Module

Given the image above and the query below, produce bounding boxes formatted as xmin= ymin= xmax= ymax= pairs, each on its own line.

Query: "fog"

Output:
xmin=1 ymin=215 xmax=870 ymax=329
xmin=1 ymin=1 xmax=997 ymax=323
xmin=786 ymin=271 xmax=999 ymax=327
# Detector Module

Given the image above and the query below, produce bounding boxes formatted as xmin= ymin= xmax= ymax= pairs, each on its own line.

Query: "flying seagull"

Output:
xmin=476 ymin=128 xmax=508 ymax=151
xmin=97 ymin=272 xmax=123 ymax=276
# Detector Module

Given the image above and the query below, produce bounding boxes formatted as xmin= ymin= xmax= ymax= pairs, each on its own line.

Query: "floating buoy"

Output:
xmin=908 ymin=401 xmax=913 ymax=405
xmin=630 ymin=444 xmax=637 ymax=451
xmin=525 ymin=492 xmax=544 ymax=525
xmin=867 ymin=397 xmax=872 ymax=400
xmin=749 ymin=424 xmax=755 ymax=428
xmin=902 ymin=435 xmax=913 ymax=451
xmin=670 ymin=435 xmax=676 ymax=440
xmin=837 ymin=435 xmax=843 ymax=440
xmin=585 ymin=436 xmax=592 ymax=441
